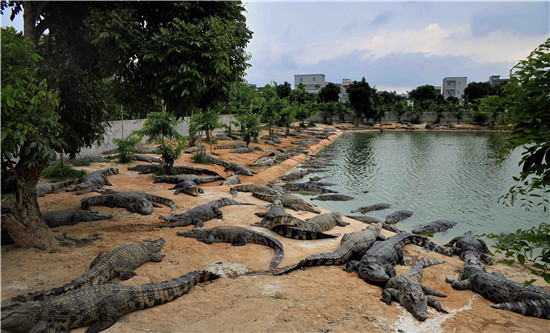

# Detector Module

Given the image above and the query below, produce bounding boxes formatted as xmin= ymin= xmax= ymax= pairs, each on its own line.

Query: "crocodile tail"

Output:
xmin=261 ymin=235 xmax=284 ymax=271
xmin=216 ymin=198 xmax=254 ymax=207
xmin=135 ymin=270 xmax=220 ymax=309
xmin=273 ymin=226 xmax=339 ymax=240
xmin=80 ymin=195 xmax=109 ymax=210
xmin=274 ymin=251 xmax=349 ymax=275
xmin=491 ymin=299 xmax=550 ymax=319
xmin=150 ymin=195 xmax=177 ymax=211
xmin=252 ymin=192 xmax=275 ymax=202
xmin=409 ymin=234 xmax=454 ymax=257
xmin=408 ymin=258 xmax=446 ymax=280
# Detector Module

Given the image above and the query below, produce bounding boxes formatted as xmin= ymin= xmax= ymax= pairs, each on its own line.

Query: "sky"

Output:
xmin=2 ymin=1 xmax=548 ymax=94
xmin=242 ymin=1 xmax=549 ymax=93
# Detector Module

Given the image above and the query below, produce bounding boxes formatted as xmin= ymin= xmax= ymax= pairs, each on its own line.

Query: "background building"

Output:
xmin=442 ymin=77 xmax=467 ymax=99
xmin=340 ymin=79 xmax=351 ymax=102
xmin=488 ymin=75 xmax=507 ymax=86
xmin=294 ymin=74 xmax=326 ymax=94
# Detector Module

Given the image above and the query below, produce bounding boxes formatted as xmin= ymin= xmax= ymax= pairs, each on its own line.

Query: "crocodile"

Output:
xmin=385 ymin=210 xmax=414 ymax=224
xmin=131 ymin=155 xmax=162 ymax=164
xmin=267 ymin=183 xmax=287 ymax=195
xmin=81 ymin=191 xmax=176 ymax=215
xmin=279 ymin=170 xmax=309 ymax=181
xmin=3 ymin=238 xmax=165 ymax=305
xmin=311 ymin=194 xmax=354 ymax=201
xmin=219 ymin=173 xmax=241 ymax=186
xmin=274 ymin=224 xmax=383 ymax=275
xmin=214 ymin=142 xmax=246 ymax=149
xmin=252 ymin=192 xmax=321 ymax=214
xmin=255 ymin=199 xmax=290 ymax=220
xmin=68 ymin=155 xmax=110 ymax=164
xmin=251 ymin=156 xmax=278 ymax=167
xmin=306 ymin=212 xmax=349 ymax=231
xmin=282 ymin=182 xmax=338 ymax=194
xmin=271 ymin=225 xmax=340 ymax=240
xmin=159 ymin=198 xmax=254 ymax=228
xmin=446 ymin=261 xmax=550 ymax=319
xmin=36 ymin=180 xmax=74 ymax=197
xmin=351 ymin=203 xmax=392 ymax=213
xmin=67 ymin=168 xmax=119 ymax=194
xmin=230 ymin=184 xmax=281 ymax=197
xmin=229 ymin=146 xmax=265 ymax=154
xmin=204 ymin=154 xmax=254 ymax=176
xmin=177 ymin=226 xmax=284 ymax=271
xmin=345 ymin=215 xmax=404 ymax=234
xmin=128 ymin=164 xmax=221 ymax=177
xmin=153 ymin=174 xmax=225 ymax=185
xmin=169 ymin=180 xmax=203 ymax=196
xmin=345 ymin=233 xmax=453 ymax=283
xmin=381 ymin=258 xmax=448 ymax=321
xmin=1 ymin=270 xmax=219 ymax=333
xmin=42 ymin=209 xmax=114 ymax=227
xmin=412 ymin=220 xmax=457 ymax=235
xmin=444 ymin=231 xmax=492 ymax=263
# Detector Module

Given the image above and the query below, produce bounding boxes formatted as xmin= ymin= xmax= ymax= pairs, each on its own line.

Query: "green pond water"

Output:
xmin=293 ymin=131 xmax=548 ymax=246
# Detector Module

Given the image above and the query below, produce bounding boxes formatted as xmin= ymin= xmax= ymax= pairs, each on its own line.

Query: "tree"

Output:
xmin=318 ymin=82 xmax=340 ymax=103
xmin=189 ymin=107 xmax=225 ymax=153
xmin=347 ymin=77 xmax=377 ymax=123
xmin=1 ymin=2 xmax=252 ymax=249
xmin=229 ymin=82 xmax=258 ymax=134
xmin=1 ymin=27 xmax=64 ymax=249
xmin=275 ymin=81 xmax=291 ymax=99
xmin=463 ymin=81 xmax=499 ymax=106
xmin=278 ymin=102 xmax=297 ymax=135
xmin=483 ymin=38 xmax=550 ymax=284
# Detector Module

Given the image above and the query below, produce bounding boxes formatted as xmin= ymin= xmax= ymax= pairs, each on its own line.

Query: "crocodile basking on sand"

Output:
xmin=42 ymin=209 xmax=114 ymax=227
xmin=159 ymin=198 xmax=255 ymax=228
xmin=36 ymin=180 xmax=74 ymax=197
xmin=274 ymin=224 xmax=383 ymax=275
xmin=230 ymin=184 xmax=282 ymax=197
xmin=255 ymin=199 xmax=290 ymax=220
xmin=205 ymin=154 xmax=254 ymax=176
xmin=382 ymin=258 xmax=448 ymax=321
xmin=219 ymin=173 xmax=241 ymax=186
xmin=177 ymin=226 xmax=284 ymax=271
xmin=131 ymin=155 xmax=162 ymax=164
xmin=229 ymin=146 xmax=265 ymax=154
xmin=279 ymin=170 xmax=309 ymax=181
xmin=154 ymin=174 xmax=225 ymax=185
xmin=446 ymin=260 xmax=550 ymax=319
xmin=67 ymin=168 xmax=119 ymax=194
xmin=214 ymin=142 xmax=246 ymax=150
xmin=412 ymin=220 xmax=457 ymax=235
xmin=344 ymin=233 xmax=453 ymax=283
xmin=1 ymin=270 xmax=219 ymax=333
xmin=128 ymin=164 xmax=221 ymax=176
xmin=169 ymin=180 xmax=203 ymax=196
xmin=81 ymin=191 xmax=176 ymax=215
xmin=252 ymin=192 xmax=321 ymax=214
xmin=3 ymin=238 xmax=165 ymax=305
xmin=444 ymin=231 xmax=492 ymax=263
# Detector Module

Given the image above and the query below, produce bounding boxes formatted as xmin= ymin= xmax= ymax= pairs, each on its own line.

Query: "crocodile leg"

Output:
xmin=446 ymin=277 xmax=471 ymax=290
xmin=427 ymin=296 xmax=448 ymax=313
xmin=85 ymin=296 xmax=120 ymax=333
xmin=150 ymin=253 xmax=165 ymax=262
xmin=381 ymin=288 xmax=398 ymax=305
xmin=232 ymin=232 xmax=248 ymax=246
xmin=421 ymin=284 xmax=447 ymax=297
xmin=343 ymin=260 xmax=360 ymax=273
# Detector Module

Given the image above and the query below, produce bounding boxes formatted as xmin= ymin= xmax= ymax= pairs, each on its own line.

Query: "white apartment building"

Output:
xmin=294 ymin=74 xmax=327 ymax=94
xmin=442 ymin=77 xmax=467 ymax=99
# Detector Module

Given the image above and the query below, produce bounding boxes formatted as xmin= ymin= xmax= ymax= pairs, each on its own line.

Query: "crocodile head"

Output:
xmin=358 ymin=263 xmax=390 ymax=282
xmin=176 ymin=229 xmax=208 ymax=239
xmin=127 ymin=197 xmax=154 ymax=215
xmin=1 ymin=300 xmax=41 ymax=332
xmin=142 ymin=238 xmax=165 ymax=253
xmin=399 ymin=285 xmax=428 ymax=321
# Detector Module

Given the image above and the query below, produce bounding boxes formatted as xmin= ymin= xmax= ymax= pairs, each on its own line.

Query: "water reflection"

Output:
xmin=297 ymin=132 xmax=548 ymax=245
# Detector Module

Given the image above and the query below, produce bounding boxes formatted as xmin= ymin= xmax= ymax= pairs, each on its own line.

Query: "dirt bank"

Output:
xmin=2 ymin=124 xmax=547 ymax=332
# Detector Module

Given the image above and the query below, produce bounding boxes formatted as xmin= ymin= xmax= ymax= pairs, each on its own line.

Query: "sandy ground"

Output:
xmin=2 ymin=122 xmax=549 ymax=332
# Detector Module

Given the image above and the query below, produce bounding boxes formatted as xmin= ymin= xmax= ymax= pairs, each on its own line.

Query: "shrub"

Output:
xmin=42 ymin=162 xmax=86 ymax=183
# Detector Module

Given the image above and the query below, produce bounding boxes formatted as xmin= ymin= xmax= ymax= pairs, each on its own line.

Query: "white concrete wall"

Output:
xmin=77 ymin=114 xmax=237 ymax=156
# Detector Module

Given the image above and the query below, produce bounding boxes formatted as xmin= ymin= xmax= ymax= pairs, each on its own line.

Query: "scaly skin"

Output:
xmin=169 ymin=180 xmax=202 ymax=196
xmin=36 ymin=180 xmax=74 ymax=197
xmin=345 ymin=215 xmax=403 ymax=234
xmin=252 ymin=215 xmax=322 ymax=232
xmin=42 ymin=209 xmax=114 ymax=227
xmin=382 ymin=259 xmax=448 ymax=321
xmin=1 ymin=270 xmax=219 ymax=333
xmin=229 ymin=146 xmax=265 ymax=154
xmin=254 ymin=199 xmax=290 ymax=220
xmin=159 ymin=198 xmax=254 ymax=228
xmin=274 ymin=224 xmax=382 ymax=275
xmin=252 ymin=192 xmax=321 ymax=214
xmin=2 ymin=238 xmax=165 ymax=305
xmin=153 ymin=174 xmax=225 ymax=185
xmin=412 ymin=220 xmax=457 ymax=235
xmin=271 ymin=226 xmax=340 ymax=240
xmin=350 ymin=203 xmax=391 ymax=213
xmin=281 ymin=182 xmax=338 ymax=194
xmin=131 ymin=155 xmax=162 ymax=164
xmin=444 ymin=231 xmax=492 ymax=263
xmin=446 ymin=262 xmax=550 ymax=319
xmin=128 ymin=164 xmax=221 ymax=176
xmin=345 ymin=233 xmax=453 ymax=283
xmin=214 ymin=142 xmax=246 ymax=150
xmin=177 ymin=226 xmax=284 ymax=271
xmin=385 ymin=210 xmax=414 ymax=224
xmin=66 ymin=168 xmax=119 ymax=195
xmin=205 ymin=154 xmax=254 ymax=176
xmin=81 ymin=191 xmax=176 ymax=215
xmin=230 ymin=184 xmax=281 ymax=197
xmin=311 ymin=194 xmax=354 ymax=201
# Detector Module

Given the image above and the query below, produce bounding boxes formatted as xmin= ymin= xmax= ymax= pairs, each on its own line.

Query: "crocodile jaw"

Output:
xmin=1 ymin=301 xmax=40 ymax=332
xmin=358 ymin=264 xmax=390 ymax=282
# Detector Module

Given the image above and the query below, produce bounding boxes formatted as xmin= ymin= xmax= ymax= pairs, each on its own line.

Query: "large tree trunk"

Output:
xmin=2 ymin=164 xmax=58 ymax=250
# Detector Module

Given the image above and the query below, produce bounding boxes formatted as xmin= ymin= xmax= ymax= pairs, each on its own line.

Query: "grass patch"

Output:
xmin=70 ymin=160 xmax=91 ymax=167
xmin=269 ymin=293 xmax=287 ymax=300
xmin=103 ymin=155 xmax=118 ymax=160
xmin=42 ymin=163 xmax=86 ymax=183
xmin=56 ymin=232 xmax=102 ymax=247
